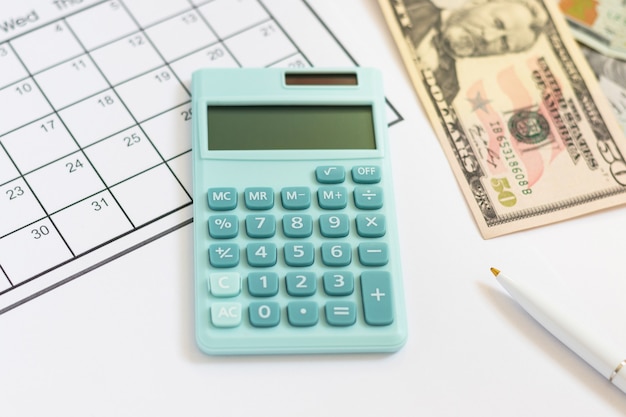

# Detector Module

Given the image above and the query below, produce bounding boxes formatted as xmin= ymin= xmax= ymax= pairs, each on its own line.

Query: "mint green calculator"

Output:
xmin=191 ymin=67 xmax=407 ymax=355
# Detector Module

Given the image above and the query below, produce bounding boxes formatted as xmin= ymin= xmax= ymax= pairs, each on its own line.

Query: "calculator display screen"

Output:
xmin=207 ymin=105 xmax=376 ymax=150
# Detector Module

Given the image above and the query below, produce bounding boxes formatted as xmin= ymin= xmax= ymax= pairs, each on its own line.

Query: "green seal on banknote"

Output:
xmin=507 ymin=110 xmax=550 ymax=144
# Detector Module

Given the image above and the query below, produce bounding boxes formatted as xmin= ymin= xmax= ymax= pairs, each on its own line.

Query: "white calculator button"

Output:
xmin=210 ymin=302 xmax=242 ymax=328
xmin=209 ymin=273 xmax=241 ymax=297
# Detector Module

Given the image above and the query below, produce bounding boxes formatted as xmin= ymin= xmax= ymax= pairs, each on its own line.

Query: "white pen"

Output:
xmin=490 ymin=267 xmax=626 ymax=394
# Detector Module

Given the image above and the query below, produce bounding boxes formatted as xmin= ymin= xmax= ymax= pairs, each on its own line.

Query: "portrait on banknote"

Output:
xmin=379 ymin=0 xmax=626 ymax=237
xmin=402 ymin=0 xmax=548 ymax=102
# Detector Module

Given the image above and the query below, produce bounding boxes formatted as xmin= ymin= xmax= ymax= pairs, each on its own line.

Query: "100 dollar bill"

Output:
xmin=378 ymin=0 xmax=626 ymax=238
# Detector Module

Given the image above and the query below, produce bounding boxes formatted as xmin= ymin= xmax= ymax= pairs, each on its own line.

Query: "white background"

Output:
xmin=1 ymin=1 xmax=626 ymax=415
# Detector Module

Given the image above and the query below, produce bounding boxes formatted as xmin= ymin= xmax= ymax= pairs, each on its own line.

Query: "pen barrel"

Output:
xmin=612 ymin=361 xmax=626 ymax=393
xmin=497 ymin=274 xmax=625 ymax=391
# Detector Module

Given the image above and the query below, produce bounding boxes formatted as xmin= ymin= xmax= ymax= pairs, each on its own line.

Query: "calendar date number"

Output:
xmin=6 ymin=186 xmax=24 ymax=200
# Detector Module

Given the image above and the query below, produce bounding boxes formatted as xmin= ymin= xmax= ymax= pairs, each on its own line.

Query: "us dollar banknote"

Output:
xmin=560 ymin=0 xmax=626 ymax=60
xmin=378 ymin=0 xmax=626 ymax=238
xmin=580 ymin=43 xmax=626 ymax=134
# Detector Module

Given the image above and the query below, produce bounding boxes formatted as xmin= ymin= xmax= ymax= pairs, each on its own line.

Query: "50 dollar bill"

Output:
xmin=378 ymin=0 xmax=626 ymax=238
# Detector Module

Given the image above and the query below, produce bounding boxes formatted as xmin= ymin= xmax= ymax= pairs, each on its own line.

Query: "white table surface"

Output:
xmin=2 ymin=1 xmax=626 ymax=415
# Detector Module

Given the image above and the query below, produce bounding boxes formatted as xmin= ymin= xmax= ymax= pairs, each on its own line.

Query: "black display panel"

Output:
xmin=207 ymin=105 xmax=376 ymax=150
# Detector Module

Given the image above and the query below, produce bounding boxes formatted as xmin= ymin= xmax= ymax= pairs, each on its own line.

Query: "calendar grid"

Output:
xmin=0 ymin=68 xmax=82 ymax=260
xmin=254 ymin=3 xmax=312 ymax=68
xmin=59 ymin=11 xmax=195 ymax=212
xmin=0 ymin=0 xmax=401 ymax=314
xmin=186 ymin=4 xmax=243 ymax=69
xmin=115 ymin=1 xmax=192 ymax=96
xmin=16 ymin=25 xmax=142 ymax=240
xmin=0 ymin=264 xmax=9 ymax=286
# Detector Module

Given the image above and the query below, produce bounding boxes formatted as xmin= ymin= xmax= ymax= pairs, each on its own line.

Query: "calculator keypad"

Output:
xmin=204 ymin=165 xmax=396 ymax=331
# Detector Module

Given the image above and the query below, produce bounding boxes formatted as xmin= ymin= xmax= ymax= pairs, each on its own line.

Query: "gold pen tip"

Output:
xmin=490 ymin=267 xmax=500 ymax=277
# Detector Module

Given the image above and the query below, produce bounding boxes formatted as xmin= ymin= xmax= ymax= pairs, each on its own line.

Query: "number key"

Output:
xmin=319 ymin=214 xmax=349 ymax=237
xmin=282 ymin=214 xmax=313 ymax=238
xmin=247 ymin=272 xmax=279 ymax=297
xmin=322 ymin=271 xmax=354 ymax=296
xmin=286 ymin=272 xmax=316 ymax=296
xmin=246 ymin=243 xmax=277 ymax=267
xmin=245 ymin=214 xmax=275 ymax=238
xmin=284 ymin=242 xmax=314 ymax=266
xmin=249 ymin=302 xmax=280 ymax=327
xmin=321 ymin=242 xmax=352 ymax=267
